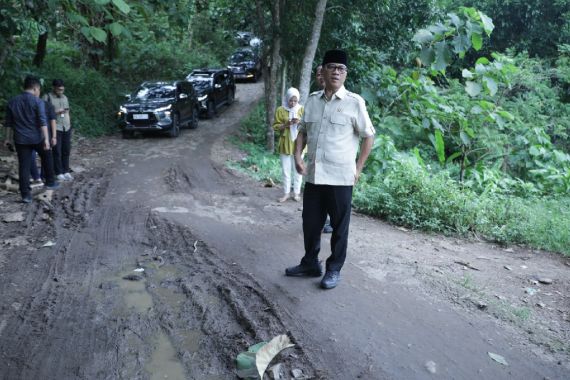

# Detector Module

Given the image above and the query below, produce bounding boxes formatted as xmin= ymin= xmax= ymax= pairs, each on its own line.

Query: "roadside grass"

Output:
xmin=233 ymin=103 xmax=570 ymax=257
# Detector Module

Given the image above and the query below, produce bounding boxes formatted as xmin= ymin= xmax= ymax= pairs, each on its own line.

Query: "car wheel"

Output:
xmin=227 ymin=89 xmax=235 ymax=104
xmin=169 ymin=113 xmax=180 ymax=137
xmin=122 ymin=131 xmax=134 ymax=139
xmin=207 ymin=99 xmax=216 ymax=119
xmin=189 ymin=107 xmax=199 ymax=129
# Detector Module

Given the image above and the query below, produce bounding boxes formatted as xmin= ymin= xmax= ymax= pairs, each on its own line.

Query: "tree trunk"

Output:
xmin=281 ymin=60 xmax=287 ymax=104
xmin=298 ymin=0 xmax=327 ymax=104
xmin=33 ymin=31 xmax=48 ymax=67
xmin=257 ymin=0 xmax=283 ymax=153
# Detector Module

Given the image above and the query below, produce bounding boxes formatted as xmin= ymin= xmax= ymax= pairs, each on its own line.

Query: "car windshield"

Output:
xmin=133 ymin=85 xmax=175 ymax=100
xmin=230 ymin=51 xmax=255 ymax=63
xmin=187 ymin=77 xmax=212 ymax=91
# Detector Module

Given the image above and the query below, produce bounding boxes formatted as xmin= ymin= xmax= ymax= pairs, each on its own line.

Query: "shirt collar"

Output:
xmin=321 ymin=86 xmax=347 ymax=101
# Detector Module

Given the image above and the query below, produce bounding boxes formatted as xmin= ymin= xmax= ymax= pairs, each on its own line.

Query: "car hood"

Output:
xmin=123 ymin=99 xmax=174 ymax=112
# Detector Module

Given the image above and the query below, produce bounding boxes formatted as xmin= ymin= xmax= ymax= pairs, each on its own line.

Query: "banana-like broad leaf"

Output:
xmin=255 ymin=335 xmax=295 ymax=378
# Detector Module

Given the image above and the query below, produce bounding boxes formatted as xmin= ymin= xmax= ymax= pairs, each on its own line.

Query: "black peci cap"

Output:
xmin=322 ymin=49 xmax=348 ymax=67
xmin=52 ymin=79 xmax=64 ymax=87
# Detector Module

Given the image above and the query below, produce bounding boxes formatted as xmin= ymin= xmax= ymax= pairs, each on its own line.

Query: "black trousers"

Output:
xmin=15 ymin=142 xmax=56 ymax=197
xmin=301 ymin=183 xmax=353 ymax=272
xmin=53 ymin=129 xmax=72 ymax=175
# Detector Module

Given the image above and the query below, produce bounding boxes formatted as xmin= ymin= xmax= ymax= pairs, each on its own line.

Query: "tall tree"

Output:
xmin=298 ymin=0 xmax=327 ymax=104
xmin=255 ymin=0 xmax=284 ymax=152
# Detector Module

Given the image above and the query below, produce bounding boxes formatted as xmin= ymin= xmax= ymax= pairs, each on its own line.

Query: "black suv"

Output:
xmin=227 ymin=48 xmax=262 ymax=82
xmin=118 ymin=81 xmax=199 ymax=138
xmin=186 ymin=69 xmax=236 ymax=118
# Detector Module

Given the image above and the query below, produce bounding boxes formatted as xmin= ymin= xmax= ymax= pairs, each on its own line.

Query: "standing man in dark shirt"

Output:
xmin=4 ymin=75 xmax=59 ymax=203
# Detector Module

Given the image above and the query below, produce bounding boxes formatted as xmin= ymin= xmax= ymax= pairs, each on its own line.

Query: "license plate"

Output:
xmin=133 ymin=114 xmax=148 ymax=120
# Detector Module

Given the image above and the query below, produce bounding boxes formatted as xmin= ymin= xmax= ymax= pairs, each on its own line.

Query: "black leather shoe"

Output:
xmin=285 ymin=262 xmax=323 ymax=277
xmin=320 ymin=270 xmax=340 ymax=289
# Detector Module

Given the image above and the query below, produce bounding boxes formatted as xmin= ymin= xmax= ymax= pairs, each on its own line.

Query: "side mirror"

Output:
xmin=124 ymin=94 xmax=131 ymax=101
xmin=179 ymin=93 xmax=188 ymax=99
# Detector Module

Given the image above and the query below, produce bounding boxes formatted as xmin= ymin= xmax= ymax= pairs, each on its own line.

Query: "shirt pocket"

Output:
xmin=323 ymin=113 xmax=354 ymax=164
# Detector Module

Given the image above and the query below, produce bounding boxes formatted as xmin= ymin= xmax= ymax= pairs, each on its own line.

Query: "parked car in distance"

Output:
xmin=235 ymin=31 xmax=253 ymax=46
xmin=227 ymin=48 xmax=261 ymax=82
xmin=118 ymin=81 xmax=199 ymax=138
xmin=186 ymin=68 xmax=236 ymax=118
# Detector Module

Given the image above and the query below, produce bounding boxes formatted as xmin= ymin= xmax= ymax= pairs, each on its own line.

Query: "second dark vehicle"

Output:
xmin=227 ymin=48 xmax=261 ymax=82
xmin=118 ymin=81 xmax=199 ymax=138
xmin=186 ymin=68 xmax=236 ymax=119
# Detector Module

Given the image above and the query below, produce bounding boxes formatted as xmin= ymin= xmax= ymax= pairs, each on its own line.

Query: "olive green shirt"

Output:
xmin=299 ymin=86 xmax=375 ymax=186
xmin=44 ymin=92 xmax=71 ymax=132
xmin=272 ymin=106 xmax=304 ymax=155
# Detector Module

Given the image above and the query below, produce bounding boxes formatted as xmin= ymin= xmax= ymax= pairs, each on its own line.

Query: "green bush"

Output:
xmin=229 ymin=101 xmax=282 ymax=182
xmin=354 ymin=154 xmax=570 ymax=256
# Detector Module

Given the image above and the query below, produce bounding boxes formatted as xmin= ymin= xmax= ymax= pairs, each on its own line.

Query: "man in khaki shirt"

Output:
xmin=286 ymin=50 xmax=375 ymax=289
xmin=44 ymin=79 xmax=73 ymax=181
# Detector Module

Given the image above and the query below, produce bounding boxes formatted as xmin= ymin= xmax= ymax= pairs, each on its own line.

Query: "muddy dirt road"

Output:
xmin=1 ymin=82 xmax=569 ymax=379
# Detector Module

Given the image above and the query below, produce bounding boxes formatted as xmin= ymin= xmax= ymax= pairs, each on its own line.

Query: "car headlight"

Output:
xmin=118 ymin=106 xmax=127 ymax=116
xmin=154 ymin=104 xmax=172 ymax=112
xmin=198 ymin=95 xmax=207 ymax=102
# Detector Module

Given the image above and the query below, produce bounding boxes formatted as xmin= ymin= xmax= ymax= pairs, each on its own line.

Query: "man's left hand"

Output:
xmin=43 ymin=140 xmax=50 ymax=151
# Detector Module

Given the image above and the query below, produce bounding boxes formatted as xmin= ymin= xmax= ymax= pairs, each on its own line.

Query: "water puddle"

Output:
xmin=118 ymin=275 xmax=153 ymax=313
xmin=146 ymin=332 xmax=187 ymax=380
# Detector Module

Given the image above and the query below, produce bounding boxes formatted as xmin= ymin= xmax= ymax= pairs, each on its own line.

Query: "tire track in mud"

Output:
xmin=0 ymin=168 xmax=126 ymax=380
xmin=138 ymin=214 xmax=322 ymax=379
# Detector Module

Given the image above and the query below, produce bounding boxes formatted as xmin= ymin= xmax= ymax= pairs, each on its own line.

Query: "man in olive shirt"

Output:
xmin=45 ymin=79 xmax=73 ymax=181
xmin=4 ymin=76 xmax=58 ymax=203
xmin=286 ymin=50 xmax=375 ymax=289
